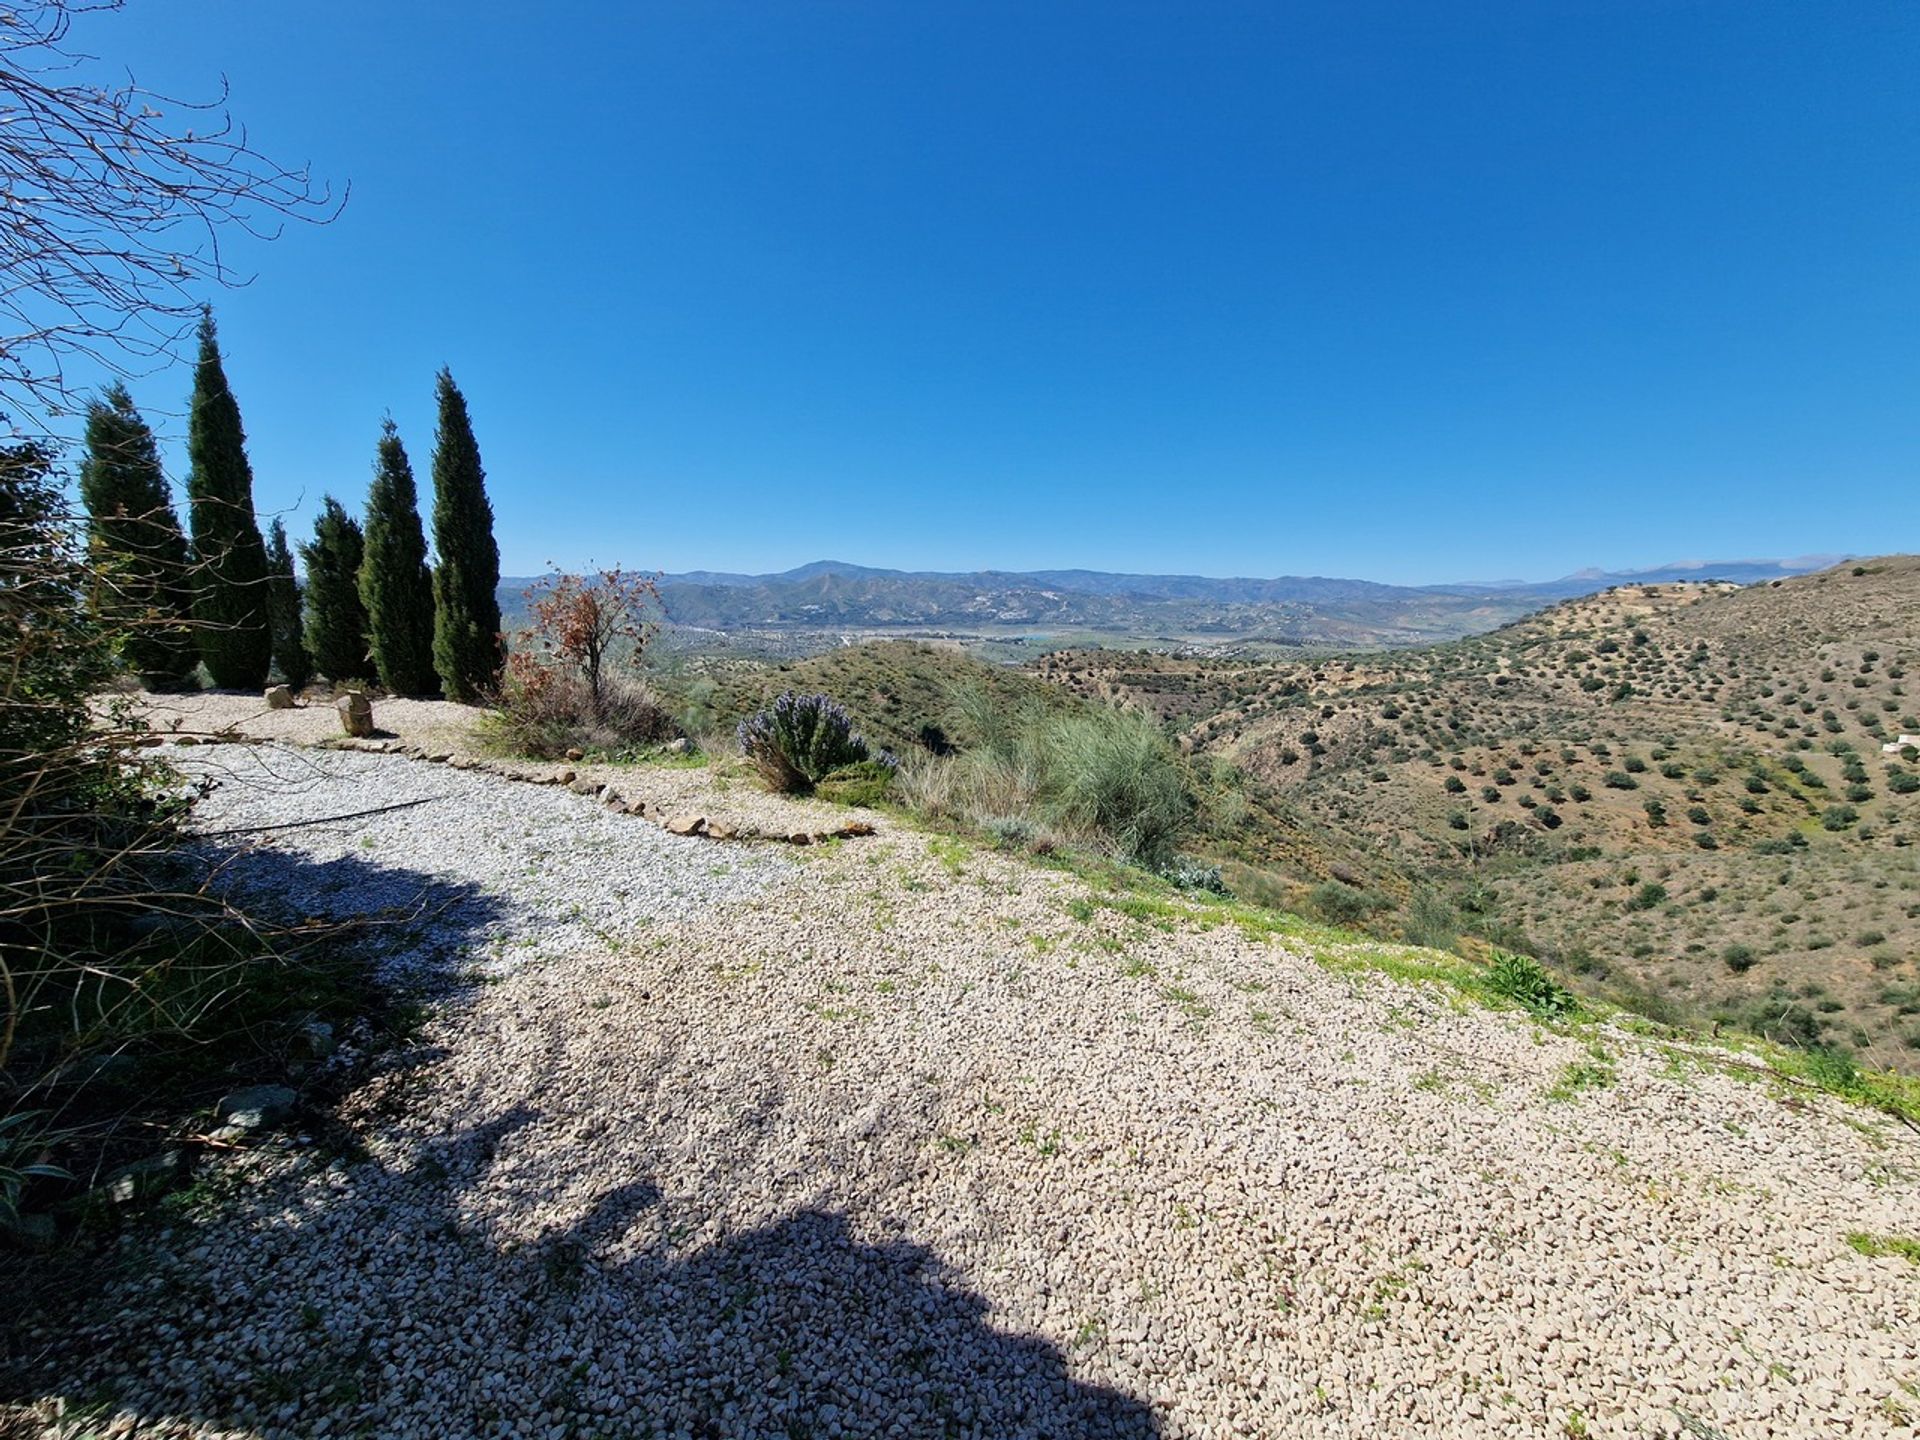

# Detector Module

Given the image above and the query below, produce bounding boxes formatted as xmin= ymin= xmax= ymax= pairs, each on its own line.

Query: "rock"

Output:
xmin=569 ymin=779 xmax=599 ymax=795
xmin=288 ymin=1017 xmax=336 ymax=1063
xmin=216 ymin=1084 xmax=298 ymax=1132
xmin=425 ymin=750 xmax=453 ymax=764
xmin=336 ymin=691 xmax=374 ymax=738
xmin=557 ymin=769 xmax=577 ymax=785
xmin=706 ymin=821 xmax=735 ymax=841
xmin=265 ymin=684 xmax=296 ymax=710
xmin=788 ymin=831 xmax=814 ymax=846
xmin=566 ymin=748 xmax=585 ymax=762
xmin=174 ymin=735 xmax=200 ymax=747
xmin=837 ymin=821 xmax=876 ymax=838
xmin=666 ymin=815 xmax=708 ymax=837
xmin=136 ymin=734 xmax=164 ymax=748
xmin=62 ymin=1150 xmax=186 ymax=1219
xmin=664 ymin=737 xmax=692 ymax=755
xmin=625 ymin=798 xmax=649 ymax=818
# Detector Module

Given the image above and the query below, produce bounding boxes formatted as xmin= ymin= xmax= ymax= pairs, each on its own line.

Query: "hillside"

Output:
xmin=1040 ymin=558 xmax=1920 ymax=1070
xmin=665 ymin=639 xmax=1073 ymax=757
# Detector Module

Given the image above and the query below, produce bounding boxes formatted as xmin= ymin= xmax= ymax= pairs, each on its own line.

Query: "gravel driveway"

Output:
xmin=11 ymin=743 xmax=1920 ymax=1438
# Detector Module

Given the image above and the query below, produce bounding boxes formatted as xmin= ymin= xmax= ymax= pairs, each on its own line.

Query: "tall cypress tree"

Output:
xmin=264 ymin=518 xmax=311 ymax=690
xmin=76 ymin=383 xmax=199 ymax=689
xmin=359 ymin=418 xmax=438 ymax=695
xmin=428 ymin=368 xmax=503 ymax=703
xmin=300 ymin=497 xmax=371 ymax=684
xmin=184 ymin=310 xmax=272 ymax=688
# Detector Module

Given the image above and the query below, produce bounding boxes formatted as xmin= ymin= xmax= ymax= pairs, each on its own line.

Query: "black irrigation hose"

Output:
xmin=192 ymin=795 xmax=442 ymax=839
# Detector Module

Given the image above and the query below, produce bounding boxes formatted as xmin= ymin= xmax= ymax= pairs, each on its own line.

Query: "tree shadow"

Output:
xmin=5 ymin=1100 xmax=1160 ymax=1438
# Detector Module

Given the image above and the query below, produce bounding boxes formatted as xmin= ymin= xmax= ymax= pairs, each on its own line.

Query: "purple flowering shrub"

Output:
xmin=737 ymin=691 xmax=892 ymax=793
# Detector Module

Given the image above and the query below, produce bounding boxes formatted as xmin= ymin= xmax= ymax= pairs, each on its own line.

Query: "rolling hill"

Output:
xmin=1039 ymin=557 xmax=1920 ymax=1070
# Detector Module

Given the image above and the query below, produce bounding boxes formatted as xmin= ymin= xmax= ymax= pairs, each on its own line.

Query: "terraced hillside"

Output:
xmin=1040 ymin=558 xmax=1920 ymax=1070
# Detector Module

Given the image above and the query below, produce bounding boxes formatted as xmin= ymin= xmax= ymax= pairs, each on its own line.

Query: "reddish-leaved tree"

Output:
xmin=519 ymin=568 xmax=661 ymax=722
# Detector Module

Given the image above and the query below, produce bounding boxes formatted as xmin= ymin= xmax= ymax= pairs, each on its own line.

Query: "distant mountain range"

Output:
xmin=497 ymin=556 xmax=1843 ymax=651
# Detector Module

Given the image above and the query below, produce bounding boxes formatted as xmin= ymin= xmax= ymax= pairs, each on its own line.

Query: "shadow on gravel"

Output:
xmin=8 ymin=1102 xmax=1161 ymax=1438
xmin=181 ymin=836 xmax=518 ymax=985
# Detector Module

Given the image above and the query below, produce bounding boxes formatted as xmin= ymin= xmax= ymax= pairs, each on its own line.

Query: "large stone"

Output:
xmin=264 ymin=684 xmax=296 ymax=710
xmin=336 ymin=691 xmax=374 ymax=738
xmin=216 ymin=1083 xmax=298 ymax=1132
xmin=665 ymin=815 xmax=707 ymax=837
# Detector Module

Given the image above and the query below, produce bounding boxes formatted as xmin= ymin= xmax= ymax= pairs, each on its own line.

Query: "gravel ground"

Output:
xmin=10 ymin=744 xmax=1920 ymax=1438
xmin=173 ymin=743 xmax=797 ymax=980
xmin=120 ymin=688 xmax=867 ymax=845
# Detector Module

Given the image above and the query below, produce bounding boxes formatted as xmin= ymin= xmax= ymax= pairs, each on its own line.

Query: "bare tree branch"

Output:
xmin=0 ymin=0 xmax=343 ymax=435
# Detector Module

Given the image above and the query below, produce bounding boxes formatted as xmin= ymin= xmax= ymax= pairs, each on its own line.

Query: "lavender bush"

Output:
xmin=738 ymin=691 xmax=888 ymax=793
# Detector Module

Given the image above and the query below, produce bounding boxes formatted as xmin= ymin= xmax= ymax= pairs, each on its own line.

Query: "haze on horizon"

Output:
xmin=71 ymin=1 xmax=1920 ymax=586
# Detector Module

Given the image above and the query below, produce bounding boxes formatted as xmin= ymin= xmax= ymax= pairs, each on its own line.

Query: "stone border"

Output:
xmin=286 ymin=735 xmax=883 ymax=847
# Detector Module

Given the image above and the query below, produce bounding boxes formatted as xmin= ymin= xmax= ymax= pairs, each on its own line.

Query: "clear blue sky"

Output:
xmin=84 ymin=1 xmax=1920 ymax=584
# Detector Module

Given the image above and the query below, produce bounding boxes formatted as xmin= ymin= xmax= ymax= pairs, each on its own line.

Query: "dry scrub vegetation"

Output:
xmin=1040 ymin=558 xmax=1920 ymax=1074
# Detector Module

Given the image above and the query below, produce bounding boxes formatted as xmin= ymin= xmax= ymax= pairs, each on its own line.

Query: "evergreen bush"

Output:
xmin=428 ymin=369 xmax=503 ymax=702
xmin=360 ymin=418 xmax=438 ymax=695
xmin=264 ymin=519 xmax=310 ymax=689
xmin=184 ymin=311 xmax=272 ymax=688
xmin=76 ymin=384 xmax=198 ymax=689
xmin=300 ymin=497 xmax=371 ymax=683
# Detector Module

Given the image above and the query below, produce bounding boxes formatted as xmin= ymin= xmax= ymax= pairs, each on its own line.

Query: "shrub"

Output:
xmin=1310 ymin=881 xmax=1392 ymax=926
xmin=982 ymin=815 xmax=1039 ymax=852
xmin=1037 ymin=707 xmax=1192 ymax=868
xmin=1628 ymin=881 xmax=1668 ymax=911
xmin=1602 ymin=771 xmax=1638 ymax=790
xmin=1723 ymin=944 xmax=1757 ymax=973
xmin=1485 ymin=951 xmax=1577 ymax=1020
xmin=814 ymin=758 xmax=896 ymax=808
xmin=739 ymin=691 xmax=881 ymax=793
xmin=1162 ymin=856 xmax=1228 ymax=894
xmin=1821 ymin=804 xmax=1859 ymax=832
xmin=496 ymin=661 xmax=675 ymax=759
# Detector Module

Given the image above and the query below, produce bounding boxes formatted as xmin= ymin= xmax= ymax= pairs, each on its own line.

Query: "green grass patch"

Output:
xmin=1845 ymin=1231 xmax=1920 ymax=1266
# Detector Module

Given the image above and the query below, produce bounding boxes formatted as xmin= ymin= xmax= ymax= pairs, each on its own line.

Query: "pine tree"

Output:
xmin=300 ymin=497 xmax=371 ymax=683
xmin=76 ymin=383 xmax=199 ymax=689
xmin=264 ymin=518 xmax=311 ymax=690
xmin=359 ymin=418 xmax=439 ymax=695
xmin=184 ymin=310 xmax=272 ymax=688
xmin=428 ymin=368 xmax=503 ymax=702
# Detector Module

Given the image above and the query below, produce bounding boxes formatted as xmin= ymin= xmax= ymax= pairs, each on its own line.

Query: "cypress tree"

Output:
xmin=359 ymin=418 xmax=438 ymax=695
xmin=184 ymin=310 xmax=272 ymax=688
xmin=76 ymin=383 xmax=199 ymax=689
xmin=264 ymin=518 xmax=311 ymax=690
xmin=300 ymin=497 xmax=371 ymax=683
xmin=428 ymin=368 xmax=503 ymax=703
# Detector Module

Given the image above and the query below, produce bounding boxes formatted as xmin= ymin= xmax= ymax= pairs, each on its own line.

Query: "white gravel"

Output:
xmin=12 ymin=743 xmax=1920 ymax=1439
xmin=174 ymin=743 xmax=796 ymax=980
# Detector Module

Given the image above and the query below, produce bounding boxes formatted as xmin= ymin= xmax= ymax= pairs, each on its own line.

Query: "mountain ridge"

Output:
xmin=498 ymin=555 xmax=1841 ymax=650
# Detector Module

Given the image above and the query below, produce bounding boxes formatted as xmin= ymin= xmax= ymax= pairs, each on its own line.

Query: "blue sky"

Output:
xmin=79 ymin=1 xmax=1920 ymax=584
